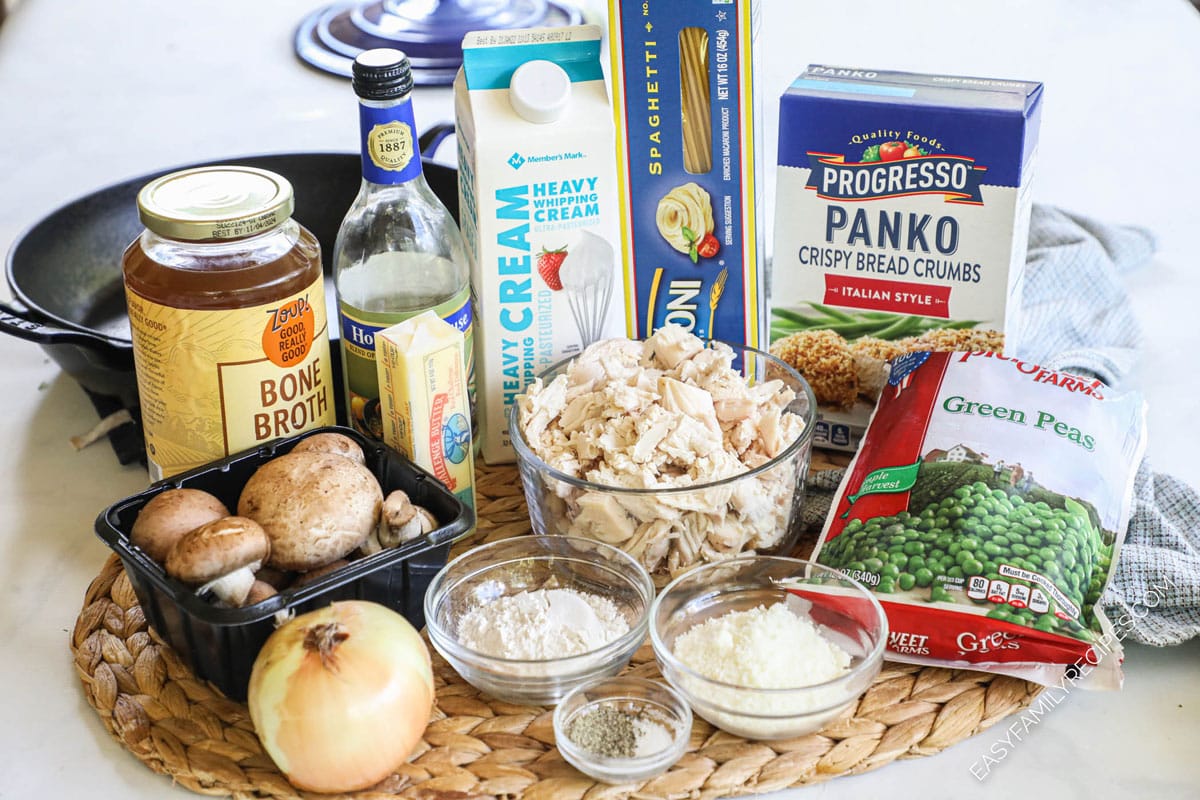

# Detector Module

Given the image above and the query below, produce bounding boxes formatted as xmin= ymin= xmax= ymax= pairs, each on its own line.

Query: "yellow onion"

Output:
xmin=248 ymin=600 xmax=433 ymax=793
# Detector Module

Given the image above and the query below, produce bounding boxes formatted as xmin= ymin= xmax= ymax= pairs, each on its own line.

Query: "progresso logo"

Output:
xmin=806 ymin=151 xmax=987 ymax=205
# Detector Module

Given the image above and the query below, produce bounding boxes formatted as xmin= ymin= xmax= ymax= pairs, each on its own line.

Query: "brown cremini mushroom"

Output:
xmin=415 ymin=506 xmax=438 ymax=535
xmin=244 ymin=580 xmax=279 ymax=606
xmin=130 ymin=488 xmax=230 ymax=564
xmin=290 ymin=432 xmax=366 ymax=465
xmin=358 ymin=532 xmax=383 ymax=557
xmin=237 ymin=452 xmax=382 ymax=571
xmin=254 ymin=565 xmax=293 ymax=591
xmin=290 ymin=559 xmax=351 ymax=589
xmin=374 ymin=491 xmax=441 ymax=548
xmin=165 ymin=516 xmax=270 ymax=606
xmin=379 ymin=490 xmax=420 ymax=547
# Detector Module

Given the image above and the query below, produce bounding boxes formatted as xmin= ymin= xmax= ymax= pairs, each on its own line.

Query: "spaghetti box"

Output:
xmin=771 ymin=66 xmax=1042 ymax=451
xmin=609 ymin=0 xmax=765 ymax=348
xmin=94 ymin=426 xmax=473 ymax=700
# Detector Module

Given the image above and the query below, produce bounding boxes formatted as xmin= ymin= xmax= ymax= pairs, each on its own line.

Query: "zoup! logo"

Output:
xmin=508 ymin=152 xmax=526 ymax=170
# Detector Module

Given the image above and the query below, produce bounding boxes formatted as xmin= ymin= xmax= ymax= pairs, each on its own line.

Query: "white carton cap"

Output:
xmin=508 ymin=60 xmax=571 ymax=124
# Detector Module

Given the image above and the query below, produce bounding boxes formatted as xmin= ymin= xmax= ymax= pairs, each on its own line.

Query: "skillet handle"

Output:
xmin=419 ymin=123 xmax=455 ymax=160
xmin=0 ymin=298 xmax=117 ymax=348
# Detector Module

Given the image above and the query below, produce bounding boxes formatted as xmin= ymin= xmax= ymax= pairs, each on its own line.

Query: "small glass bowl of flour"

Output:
xmin=425 ymin=536 xmax=655 ymax=705
xmin=650 ymin=556 xmax=887 ymax=739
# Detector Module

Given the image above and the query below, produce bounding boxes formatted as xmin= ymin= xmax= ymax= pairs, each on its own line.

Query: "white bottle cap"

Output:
xmin=508 ymin=60 xmax=571 ymax=124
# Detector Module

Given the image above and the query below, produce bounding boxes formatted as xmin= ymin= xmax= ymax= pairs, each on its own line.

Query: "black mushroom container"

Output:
xmin=94 ymin=426 xmax=474 ymax=701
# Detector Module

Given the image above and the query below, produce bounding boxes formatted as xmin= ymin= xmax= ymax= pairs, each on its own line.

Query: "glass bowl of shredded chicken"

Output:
xmin=510 ymin=326 xmax=817 ymax=586
xmin=424 ymin=535 xmax=655 ymax=705
xmin=650 ymin=556 xmax=887 ymax=739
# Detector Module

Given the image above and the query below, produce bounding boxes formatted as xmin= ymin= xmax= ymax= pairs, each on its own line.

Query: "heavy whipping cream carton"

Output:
xmin=771 ymin=66 xmax=1043 ymax=450
xmin=456 ymin=25 xmax=623 ymax=463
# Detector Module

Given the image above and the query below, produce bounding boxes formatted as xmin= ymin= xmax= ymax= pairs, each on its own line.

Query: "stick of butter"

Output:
xmin=375 ymin=310 xmax=475 ymax=509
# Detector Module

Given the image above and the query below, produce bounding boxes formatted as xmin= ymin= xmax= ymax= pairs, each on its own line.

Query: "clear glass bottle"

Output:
xmin=334 ymin=48 xmax=474 ymax=442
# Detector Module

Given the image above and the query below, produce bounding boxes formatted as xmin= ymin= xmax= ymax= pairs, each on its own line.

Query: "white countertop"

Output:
xmin=1 ymin=1 xmax=1198 ymax=798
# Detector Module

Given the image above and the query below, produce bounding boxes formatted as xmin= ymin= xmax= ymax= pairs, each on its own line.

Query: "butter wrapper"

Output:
xmin=375 ymin=310 xmax=476 ymax=508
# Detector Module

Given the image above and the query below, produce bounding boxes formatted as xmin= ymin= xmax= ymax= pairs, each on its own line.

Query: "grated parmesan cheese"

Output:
xmin=674 ymin=602 xmax=851 ymax=688
xmin=671 ymin=601 xmax=854 ymax=738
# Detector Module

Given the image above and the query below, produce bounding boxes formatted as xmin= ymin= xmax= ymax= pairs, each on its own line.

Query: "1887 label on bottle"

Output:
xmin=367 ymin=121 xmax=414 ymax=172
xmin=359 ymin=102 xmax=423 ymax=185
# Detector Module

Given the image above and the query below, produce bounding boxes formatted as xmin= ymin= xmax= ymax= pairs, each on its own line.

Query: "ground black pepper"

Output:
xmin=565 ymin=705 xmax=638 ymax=758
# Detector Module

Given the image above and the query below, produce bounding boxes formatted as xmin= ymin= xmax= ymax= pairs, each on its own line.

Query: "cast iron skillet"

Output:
xmin=2 ymin=127 xmax=459 ymax=407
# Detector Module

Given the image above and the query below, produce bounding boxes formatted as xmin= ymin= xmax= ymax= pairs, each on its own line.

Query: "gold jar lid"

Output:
xmin=136 ymin=166 xmax=295 ymax=241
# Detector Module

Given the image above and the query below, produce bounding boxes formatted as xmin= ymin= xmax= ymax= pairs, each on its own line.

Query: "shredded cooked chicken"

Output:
xmin=518 ymin=326 xmax=807 ymax=581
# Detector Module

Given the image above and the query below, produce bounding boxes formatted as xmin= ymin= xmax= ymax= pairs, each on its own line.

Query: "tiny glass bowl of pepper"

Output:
xmin=650 ymin=556 xmax=888 ymax=740
xmin=553 ymin=676 xmax=692 ymax=784
xmin=425 ymin=536 xmax=655 ymax=706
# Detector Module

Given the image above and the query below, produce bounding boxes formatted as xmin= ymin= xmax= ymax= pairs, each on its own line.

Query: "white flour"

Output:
xmin=458 ymin=588 xmax=629 ymax=660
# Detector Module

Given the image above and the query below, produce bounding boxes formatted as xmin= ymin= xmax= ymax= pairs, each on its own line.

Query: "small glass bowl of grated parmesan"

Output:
xmin=553 ymin=676 xmax=692 ymax=783
xmin=650 ymin=556 xmax=887 ymax=740
xmin=425 ymin=536 xmax=655 ymax=705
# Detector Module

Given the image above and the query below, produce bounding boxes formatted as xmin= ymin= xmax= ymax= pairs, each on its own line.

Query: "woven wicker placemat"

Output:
xmin=72 ymin=462 xmax=1041 ymax=799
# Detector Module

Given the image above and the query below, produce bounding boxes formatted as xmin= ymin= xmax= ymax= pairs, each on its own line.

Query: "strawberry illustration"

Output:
xmin=536 ymin=246 xmax=567 ymax=290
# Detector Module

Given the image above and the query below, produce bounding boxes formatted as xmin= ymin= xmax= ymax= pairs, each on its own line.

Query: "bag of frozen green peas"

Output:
xmin=811 ymin=350 xmax=1145 ymax=689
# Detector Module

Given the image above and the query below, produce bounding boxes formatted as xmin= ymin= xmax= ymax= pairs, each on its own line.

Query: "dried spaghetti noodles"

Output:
xmin=678 ymin=27 xmax=713 ymax=174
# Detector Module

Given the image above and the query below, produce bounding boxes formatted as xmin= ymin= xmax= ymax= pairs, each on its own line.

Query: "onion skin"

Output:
xmin=248 ymin=601 xmax=434 ymax=793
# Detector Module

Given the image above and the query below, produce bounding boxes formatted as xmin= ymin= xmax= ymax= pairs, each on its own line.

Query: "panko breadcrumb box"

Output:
xmin=770 ymin=66 xmax=1042 ymax=451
